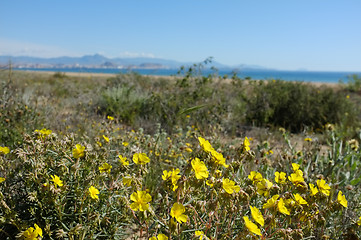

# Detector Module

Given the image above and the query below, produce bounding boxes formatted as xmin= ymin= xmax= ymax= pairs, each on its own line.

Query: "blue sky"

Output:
xmin=1 ymin=1 xmax=360 ymax=71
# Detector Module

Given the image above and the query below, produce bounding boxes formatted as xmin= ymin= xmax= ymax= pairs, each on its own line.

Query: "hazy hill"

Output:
xmin=0 ymin=54 xmax=268 ymax=70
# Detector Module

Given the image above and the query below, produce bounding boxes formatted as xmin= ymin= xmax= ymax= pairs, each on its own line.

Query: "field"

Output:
xmin=1 ymin=63 xmax=361 ymax=239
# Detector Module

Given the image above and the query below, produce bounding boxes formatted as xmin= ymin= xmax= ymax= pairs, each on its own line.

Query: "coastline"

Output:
xmin=15 ymin=69 xmax=341 ymax=88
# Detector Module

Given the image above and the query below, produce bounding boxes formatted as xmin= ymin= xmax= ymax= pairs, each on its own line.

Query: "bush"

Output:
xmin=96 ymin=64 xmax=236 ymax=134
xmin=342 ymin=74 xmax=361 ymax=93
xmin=0 ymin=71 xmax=42 ymax=148
xmin=98 ymin=85 xmax=149 ymax=125
xmin=245 ymin=80 xmax=359 ymax=132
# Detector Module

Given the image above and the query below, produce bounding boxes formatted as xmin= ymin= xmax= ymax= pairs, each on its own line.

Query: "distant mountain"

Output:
xmin=0 ymin=54 xmax=269 ymax=70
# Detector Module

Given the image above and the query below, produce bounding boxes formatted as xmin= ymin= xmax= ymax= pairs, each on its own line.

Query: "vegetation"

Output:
xmin=1 ymin=64 xmax=361 ymax=239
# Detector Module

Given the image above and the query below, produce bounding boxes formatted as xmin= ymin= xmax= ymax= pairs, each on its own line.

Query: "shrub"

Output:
xmin=245 ymin=79 xmax=359 ymax=132
xmin=0 ymin=70 xmax=42 ymax=148
xmin=341 ymin=74 xmax=361 ymax=93
xmin=98 ymin=85 xmax=149 ymax=125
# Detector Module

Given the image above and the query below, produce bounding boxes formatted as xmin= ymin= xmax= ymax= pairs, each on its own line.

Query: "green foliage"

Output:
xmin=96 ymin=61 xmax=243 ymax=135
xmin=245 ymin=79 xmax=358 ymax=132
xmin=0 ymin=70 xmax=42 ymax=148
xmin=52 ymin=72 xmax=67 ymax=79
xmin=342 ymin=74 xmax=361 ymax=93
xmin=0 ymin=131 xmax=129 ymax=239
xmin=96 ymin=64 xmax=360 ymax=136
xmin=1 ymin=67 xmax=361 ymax=239
xmin=98 ymin=85 xmax=149 ymax=125
xmin=1 ymin=124 xmax=361 ymax=239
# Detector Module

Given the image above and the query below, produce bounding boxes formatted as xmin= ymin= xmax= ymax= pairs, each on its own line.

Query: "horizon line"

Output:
xmin=1 ymin=53 xmax=361 ymax=73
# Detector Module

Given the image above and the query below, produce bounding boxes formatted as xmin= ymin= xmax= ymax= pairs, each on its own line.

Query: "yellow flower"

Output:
xmin=243 ymin=137 xmax=251 ymax=152
xmin=172 ymin=183 xmax=179 ymax=191
xmin=107 ymin=115 xmax=114 ymax=120
xmin=263 ymin=195 xmax=280 ymax=209
xmin=162 ymin=170 xmax=171 ymax=181
xmin=118 ymin=154 xmax=129 ymax=166
xmin=222 ymin=178 xmax=240 ymax=194
xmin=294 ymin=193 xmax=308 ymax=205
xmin=257 ymin=179 xmax=273 ymax=197
xmin=72 ymin=144 xmax=85 ymax=159
xmin=198 ymin=137 xmax=214 ymax=153
xmin=122 ymin=141 xmax=129 ymax=147
xmin=99 ymin=162 xmax=112 ymax=173
xmin=288 ymin=170 xmax=305 ymax=186
xmin=157 ymin=234 xmax=168 ymax=240
xmin=163 ymin=169 xmax=181 ymax=191
xmin=23 ymin=224 xmax=43 ymax=240
xmin=250 ymin=206 xmax=264 ymax=226
xmin=206 ymin=179 xmax=214 ymax=187
xmin=304 ymin=137 xmax=312 ymax=142
xmin=275 ymin=171 xmax=286 ymax=184
xmin=191 ymin=158 xmax=209 ymax=180
xmin=357 ymin=216 xmax=361 ymax=226
xmin=169 ymin=169 xmax=181 ymax=185
xmin=35 ymin=128 xmax=52 ymax=137
xmin=248 ymin=171 xmax=263 ymax=184
xmin=0 ymin=146 xmax=10 ymax=154
xmin=243 ymin=216 xmax=262 ymax=236
xmin=89 ymin=186 xmax=100 ymax=200
xmin=185 ymin=147 xmax=193 ymax=152
xmin=210 ymin=150 xmax=229 ymax=168
xmin=309 ymin=183 xmax=319 ymax=196
xmin=0 ymin=177 xmax=5 ymax=183
xmin=195 ymin=230 xmax=207 ymax=240
xmin=103 ymin=135 xmax=110 ymax=143
xmin=130 ymin=190 xmax=152 ymax=211
xmin=292 ymin=163 xmax=300 ymax=171
xmin=316 ymin=179 xmax=331 ymax=196
xmin=277 ymin=198 xmax=290 ymax=215
xmin=133 ymin=153 xmax=150 ymax=165
xmin=122 ymin=176 xmax=132 ymax=186
xmin=170 ymin=202 xmax=188 ymax=223
xmin=34 ymin=224 xmax=42 ymax=237
xmin=149 ymin=233 xmax=168 ymax=240
xmin=50 ymin=175 xmax=63 ymax=188
xmin=337 ymin=191 xmax=347 ymax=208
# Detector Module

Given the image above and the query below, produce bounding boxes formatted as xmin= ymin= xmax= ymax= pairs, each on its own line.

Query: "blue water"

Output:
xmin=16 ymin=68 xmax=361 ymax=83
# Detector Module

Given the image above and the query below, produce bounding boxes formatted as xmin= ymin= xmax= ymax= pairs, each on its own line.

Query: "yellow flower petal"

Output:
xmin=337 ymin=191 xmax=347 ymax=208
xmin=89 ymin=186 xmax=100 ymax=200
xmin=191 ymin=158 xmax=209 ymax=180
xmin=250 ymin=206 xmax=264 ymax=226
xmin=243 ymin=216 xmax=262 ymax=236
xmin=170 ymin=202 xmax=188 ymax=223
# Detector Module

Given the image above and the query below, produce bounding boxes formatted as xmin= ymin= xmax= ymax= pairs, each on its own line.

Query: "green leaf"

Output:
xmin=350 ymin=176 xmax=361 ymax=185
xmin=177 ymin=104 xmax=208 ymax=116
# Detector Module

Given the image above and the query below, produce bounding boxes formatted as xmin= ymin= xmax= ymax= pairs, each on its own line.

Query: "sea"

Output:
xmin=16 ymin=68 xmax=361 ymax=84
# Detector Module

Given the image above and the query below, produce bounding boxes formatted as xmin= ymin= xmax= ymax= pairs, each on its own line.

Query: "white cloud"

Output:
xmin=118 ymin=51 xmax=156 ymax=58
xmin=0 ymin=38 xmax=159 ymax=60
xmin=0 ymin=38 xmax=80 ymax=58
